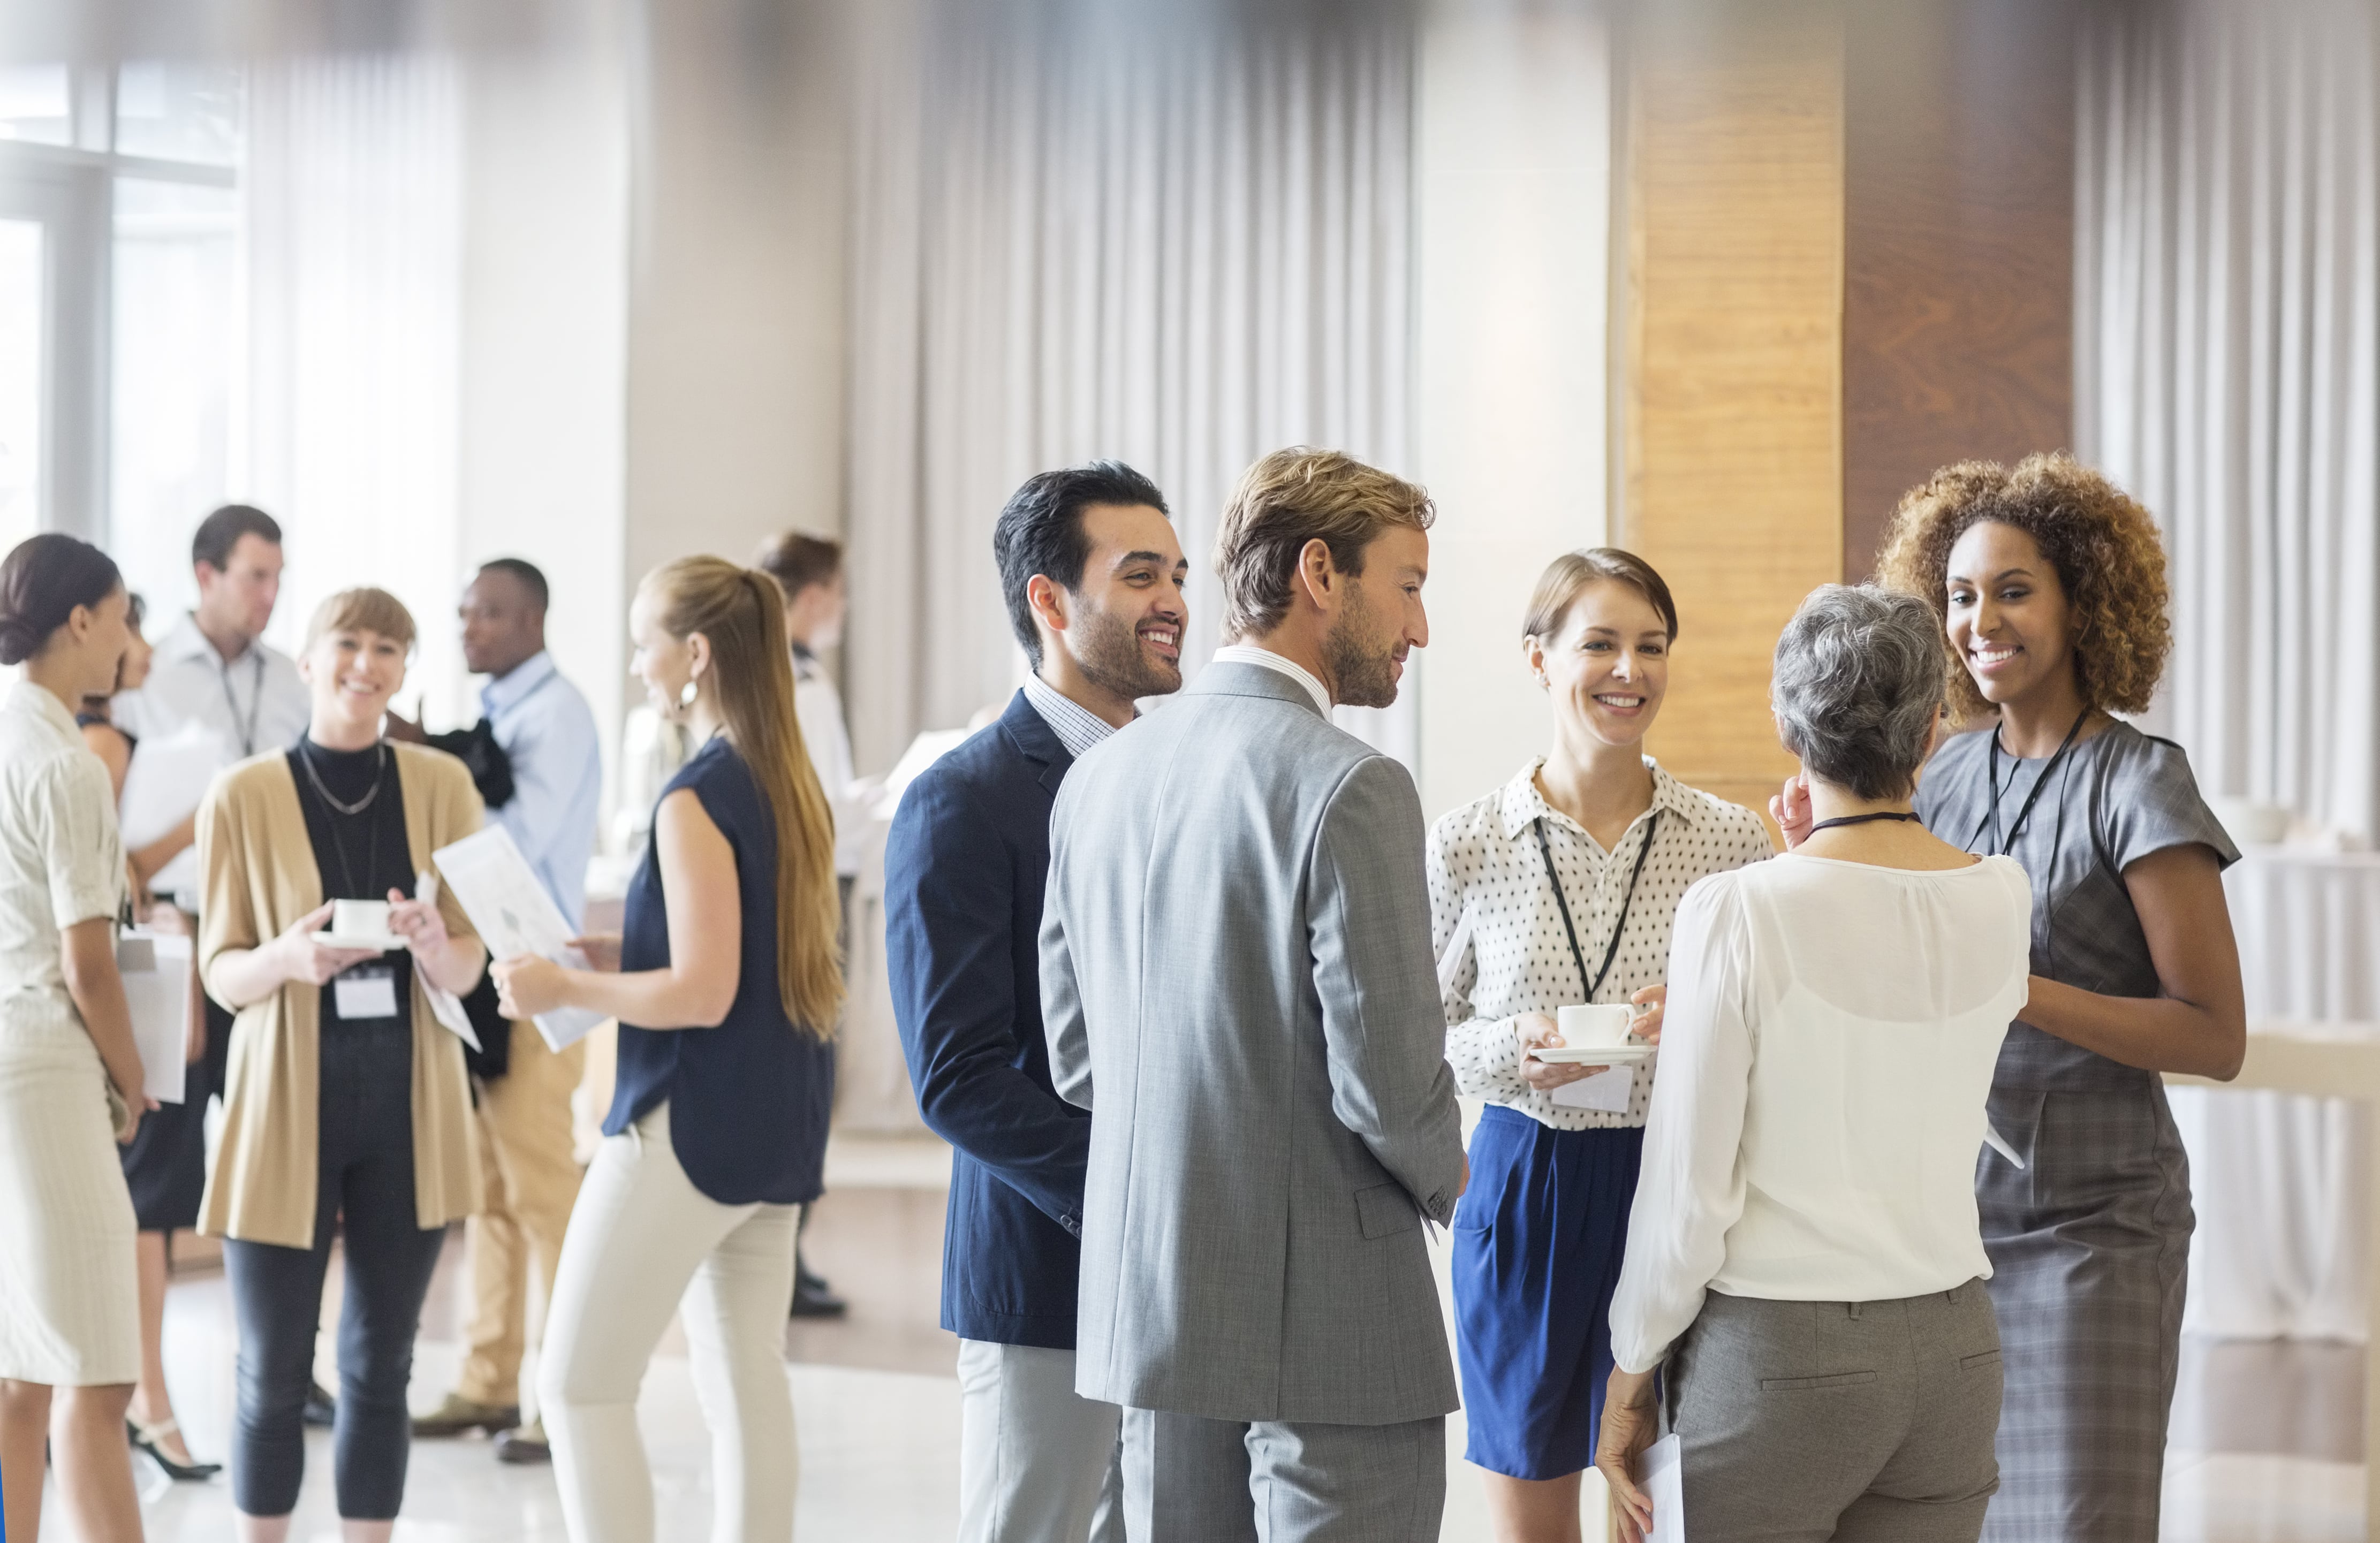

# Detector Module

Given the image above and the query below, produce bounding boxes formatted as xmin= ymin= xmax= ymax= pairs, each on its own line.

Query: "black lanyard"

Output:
xmin=217 ymin=649 xmax=266 ymax=757
xmin=1968 ymin=708 xmax=2091 ymax=857
xmin=1532 ymin=808 xmax=1661 ymax=1004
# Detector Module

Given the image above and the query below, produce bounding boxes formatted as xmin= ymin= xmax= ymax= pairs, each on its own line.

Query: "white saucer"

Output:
xmin=1533 ymin=1043 xmax=1655 ymax=1066
xmin=311 ymin=930 xmax=405 ymax=953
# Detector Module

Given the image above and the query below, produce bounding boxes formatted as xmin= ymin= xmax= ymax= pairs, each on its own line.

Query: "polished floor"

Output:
xmin=47 ymin=1133 xmax=2370 ymax=1541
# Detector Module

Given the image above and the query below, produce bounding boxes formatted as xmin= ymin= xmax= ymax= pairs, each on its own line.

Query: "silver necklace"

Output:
xmin=299 ymin=739 xmax=387 ymax=818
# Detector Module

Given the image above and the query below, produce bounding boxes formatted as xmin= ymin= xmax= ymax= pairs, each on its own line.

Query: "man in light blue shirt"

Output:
xmin=413 ymin=558 xmax=601 ymax=1464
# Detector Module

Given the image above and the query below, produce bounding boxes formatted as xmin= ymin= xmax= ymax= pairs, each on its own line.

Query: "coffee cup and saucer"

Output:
xmin=1530 ymin=1002 xmax=1656 ymax=1066
xmin=310 ymin=899 xmax=405 ymax=953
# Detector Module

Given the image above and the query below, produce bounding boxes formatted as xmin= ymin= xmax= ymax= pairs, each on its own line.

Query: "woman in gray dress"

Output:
xmin=1772 ymin=453 xmax=2244 ymax=1541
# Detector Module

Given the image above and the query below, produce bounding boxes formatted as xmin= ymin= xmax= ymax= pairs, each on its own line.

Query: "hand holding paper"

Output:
xmin=432 ymin=826 xmax=605 ymax=1050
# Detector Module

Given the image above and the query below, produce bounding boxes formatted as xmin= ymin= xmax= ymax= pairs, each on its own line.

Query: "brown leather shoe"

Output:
xmin=493 ymin=1419 xmax=551 ymax=1465
xmin=412 ymin=1393 xmax=520 ymax=1438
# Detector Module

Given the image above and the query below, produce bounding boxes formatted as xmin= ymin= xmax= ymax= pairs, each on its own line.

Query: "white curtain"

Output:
xmin=2080 ymin=0 xmax=2380 ymax=1343
xmin=844 ymin=0 xmax=1420 ymax=774
xmin=239 ymin=55 xmax=468 ymax=720
xmin=2075 ymin=0 xmax=2380 ymax=845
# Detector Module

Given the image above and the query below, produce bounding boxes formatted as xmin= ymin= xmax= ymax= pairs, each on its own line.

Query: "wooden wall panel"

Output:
xmin=1840 ymin=0 xmax=2075 ymax=580
xmin=1620 ymin=0 xmax=1845 ymax=820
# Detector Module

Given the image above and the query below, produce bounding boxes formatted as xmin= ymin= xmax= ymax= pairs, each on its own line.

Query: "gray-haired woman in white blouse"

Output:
xmin=1596 ymin=584 xmax=2033 ymax=1543
xmin=1428 ymin=549 xmax=1770 ymax=1542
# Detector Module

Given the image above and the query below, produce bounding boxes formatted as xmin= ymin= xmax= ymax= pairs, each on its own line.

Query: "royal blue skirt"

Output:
xmin=1451 ymin=1104 xmax=1645 ymax=1481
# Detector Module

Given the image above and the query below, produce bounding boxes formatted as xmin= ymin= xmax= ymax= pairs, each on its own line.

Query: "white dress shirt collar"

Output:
xmin=160 ymin=611 xmax=248 ymax=668
xmin=1021 ymin=674 xmax=1127 ymax=761
xmin=1494 ymin=755 xmax=1704 ymax=846
xmin=1208 ymin=643 xmax=1332 ymax=718
xmin=481 ymin=650 xmax=559 ymax=717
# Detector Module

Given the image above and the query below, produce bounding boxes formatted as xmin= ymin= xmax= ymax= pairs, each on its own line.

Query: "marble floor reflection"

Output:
xmin=48 ymin=1133 xmax=2371 ymax=1541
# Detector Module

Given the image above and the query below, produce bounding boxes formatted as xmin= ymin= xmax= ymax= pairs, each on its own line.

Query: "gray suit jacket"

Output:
xmin=1040 ymin=660 xmax=1466 ymax=1425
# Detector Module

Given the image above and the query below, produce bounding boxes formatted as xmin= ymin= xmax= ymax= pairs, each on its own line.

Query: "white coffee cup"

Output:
xmin=1557 ymin=1002 xmax=1639 ymax=1050
xmin=331 ymin=899 xmax=390 ymax=939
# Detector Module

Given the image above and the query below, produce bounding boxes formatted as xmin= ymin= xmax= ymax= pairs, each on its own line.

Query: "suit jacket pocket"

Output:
xmin=1758 ymin=1371 xmax=1878 ymax=1392
xmin=1355 ymin=1181 xmax=1420 ymax=1240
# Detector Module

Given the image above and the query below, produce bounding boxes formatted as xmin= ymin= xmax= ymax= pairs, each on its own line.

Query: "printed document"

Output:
xmin=433 ymin=827 xmax=604 ymax=1050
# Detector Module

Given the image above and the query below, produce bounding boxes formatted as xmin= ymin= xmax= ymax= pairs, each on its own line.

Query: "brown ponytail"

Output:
xmin=642 ymin=556 xmax=844 ymax=1037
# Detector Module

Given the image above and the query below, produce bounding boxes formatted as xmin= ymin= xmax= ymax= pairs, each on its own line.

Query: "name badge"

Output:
xmin=333 ymin=966 xmax=400 ymax=1022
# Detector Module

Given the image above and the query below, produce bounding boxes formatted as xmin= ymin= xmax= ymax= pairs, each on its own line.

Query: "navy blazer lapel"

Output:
xmin=996 ymin=688 xmax=1074 ymax=795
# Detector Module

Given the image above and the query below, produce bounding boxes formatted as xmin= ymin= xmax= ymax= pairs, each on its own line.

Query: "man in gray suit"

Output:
xmin=1040 ymin=446 xmax=1468 ymax=1541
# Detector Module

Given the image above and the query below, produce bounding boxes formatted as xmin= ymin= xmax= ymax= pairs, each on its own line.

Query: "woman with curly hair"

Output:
xmin=1779 ymin=452 xmax=2243 ymax=1541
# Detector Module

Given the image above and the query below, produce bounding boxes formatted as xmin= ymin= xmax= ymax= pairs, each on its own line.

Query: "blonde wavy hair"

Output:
xmin=1874 ymin=452 xmax=2173 ymax=726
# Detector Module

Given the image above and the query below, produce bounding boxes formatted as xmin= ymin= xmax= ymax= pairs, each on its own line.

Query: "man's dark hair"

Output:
xmin=477 ymin=557 xmax=550 ymax=613
xmin=191 ymin=504 xmax=282 ymax=572
xmin=991 ymin=461 xmax=1169 ymax=666
xmin=752 ymin=532 xmax=843 ymax=602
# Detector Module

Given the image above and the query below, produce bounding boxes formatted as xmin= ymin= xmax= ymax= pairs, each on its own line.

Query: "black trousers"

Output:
xmin=223 ymin=1017 xmax=448 ymax=1519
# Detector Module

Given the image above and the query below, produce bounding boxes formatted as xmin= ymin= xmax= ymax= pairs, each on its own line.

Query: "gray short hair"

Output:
xmin=1771 ymin=584 xmax=1946 ymax=801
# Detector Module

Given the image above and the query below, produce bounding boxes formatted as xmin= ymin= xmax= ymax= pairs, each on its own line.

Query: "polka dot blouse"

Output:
xmin=1428 ymin=757 xmax=1775 ymax=1130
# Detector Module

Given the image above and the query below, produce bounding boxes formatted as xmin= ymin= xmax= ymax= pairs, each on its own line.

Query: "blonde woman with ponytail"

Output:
xmin=496 ymin=557 xmax=841 ymax=1543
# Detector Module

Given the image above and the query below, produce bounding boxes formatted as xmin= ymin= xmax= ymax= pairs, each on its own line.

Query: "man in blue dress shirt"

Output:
xmin=412 ymin=558 xmax=603 ymax=1464
xmin=886 ymin=463 xmax=1188 ymax=1543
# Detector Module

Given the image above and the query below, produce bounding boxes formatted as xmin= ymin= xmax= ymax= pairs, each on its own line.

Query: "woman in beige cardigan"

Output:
xmin=197 ymin=587 xmax=485 ymax=1543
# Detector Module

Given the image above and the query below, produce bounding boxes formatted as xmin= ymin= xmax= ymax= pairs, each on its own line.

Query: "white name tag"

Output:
xmin=334 ymin=967 xmax=400 ymax=1022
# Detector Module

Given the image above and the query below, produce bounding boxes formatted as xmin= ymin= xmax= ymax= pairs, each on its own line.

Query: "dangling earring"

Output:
xmin=679 ymin=678 xmax=700 ymax=709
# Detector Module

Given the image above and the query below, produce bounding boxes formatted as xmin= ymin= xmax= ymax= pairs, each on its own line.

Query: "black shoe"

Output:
xmin=302 ymin=1380 xmax=337 ymax=1428
xmin=492 ymin=1420 xmax=551 ymax=1465
xmin=789 ymin=1275 xmax=847 ymax=1318
xmin=127 ymin=1418 xmax=222 ymax=1481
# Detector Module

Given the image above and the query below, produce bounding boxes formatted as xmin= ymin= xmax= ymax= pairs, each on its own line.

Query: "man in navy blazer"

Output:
xmin=886 ymin=461 xmax=1189 ymax=1543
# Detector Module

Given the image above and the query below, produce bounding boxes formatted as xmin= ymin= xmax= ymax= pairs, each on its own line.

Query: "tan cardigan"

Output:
xmin=196 ymin=743 xmax=485 ymax=1248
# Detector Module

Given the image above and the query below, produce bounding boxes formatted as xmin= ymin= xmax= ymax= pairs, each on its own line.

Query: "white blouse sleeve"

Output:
xmin=1428 ymin=819 xmax=1527 ymax=1101
xmin=38 ymin=748 xmax=126 ymax=929
xmin=1608 ymin=872 xmax=1756 ymax=1373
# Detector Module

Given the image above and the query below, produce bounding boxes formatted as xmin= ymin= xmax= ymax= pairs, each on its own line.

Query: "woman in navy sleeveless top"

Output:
xmin=495 ymin=557 xmax=844 ymax=1543
xmin=607 ymin=735 xmax=836 ymax=1203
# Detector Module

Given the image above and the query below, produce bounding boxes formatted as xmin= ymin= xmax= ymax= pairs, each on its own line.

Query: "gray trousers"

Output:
xmin=1120 ymin=1406 xmax=1445 ymax=1543
xmin=1671 ymin=1281 xmax=2003 ymax=1543
xmin=956 ymin=1341 xmax=1123 ymax=1543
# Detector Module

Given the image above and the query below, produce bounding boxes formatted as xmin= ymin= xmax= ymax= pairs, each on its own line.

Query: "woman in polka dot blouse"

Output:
xmin=1428 ymin=549 xmax=1773 ymax=1540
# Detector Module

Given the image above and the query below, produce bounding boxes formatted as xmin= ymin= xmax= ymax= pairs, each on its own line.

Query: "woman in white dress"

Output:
xmin=0 ymin=533 xmax=150 ymax=1543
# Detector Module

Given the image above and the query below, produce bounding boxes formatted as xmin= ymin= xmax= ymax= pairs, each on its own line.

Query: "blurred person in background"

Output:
xmin=1869 ymin=455 xmax=2245 ymax=1542
xmin=1597 ymin=585 xmax=2028 ymax=1543
xmin=78 ymin=591 xmax=220 ymax=1481
xmin=889 ymin=462 xmax=1188 ymax=1543
xmin=197 ymin=587 xmax=488 ymax=1542
xmin=501 ymin=557 xmax=841 ymax=1543
xmin=754 ymin=530 xmax=872 ymax=1319
xmin=115 ymin=503 xmax=310 ymax=762
xmin=0 ymin=534 xmax=151 ymax=1543
xmin=1430 ymin=549 xmax=1770 ymax=1543
xmin=408 ymin=559 xmax=602 ymax=1464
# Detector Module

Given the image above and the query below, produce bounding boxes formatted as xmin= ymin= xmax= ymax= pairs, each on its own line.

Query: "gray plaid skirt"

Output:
xmin=1977 ymin=1080 xmax=2193 ymax=1542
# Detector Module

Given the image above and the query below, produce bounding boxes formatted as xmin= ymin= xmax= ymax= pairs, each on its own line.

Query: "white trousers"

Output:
xmin=541 ymin=1104 xmax=800 ymax=1543
xmin=956 ymin=1339 xmax=1123 ymax=1543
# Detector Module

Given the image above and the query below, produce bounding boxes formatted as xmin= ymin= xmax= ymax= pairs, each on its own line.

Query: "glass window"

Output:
xmin=111 ymin=179 xmax=238 ymax=612
xmin=114 ymin=62 xmax=243 ymax=166
xmin=0 ymin=64 xmax=72 ymax=147
xmin=0 ymin=218 xmax=41 ymax=554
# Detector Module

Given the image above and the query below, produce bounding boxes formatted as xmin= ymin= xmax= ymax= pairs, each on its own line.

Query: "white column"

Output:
xmin=1413 ymin=0 xmax=1612 ymax=821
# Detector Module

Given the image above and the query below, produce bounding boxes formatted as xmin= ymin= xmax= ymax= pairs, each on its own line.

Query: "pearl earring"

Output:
xmin=679 ymin=679 xmax=699 ymax=708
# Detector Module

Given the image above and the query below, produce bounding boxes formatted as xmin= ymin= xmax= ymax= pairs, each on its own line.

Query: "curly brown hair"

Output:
xmin=1874 ymin=452 xmax=2171 ymax=725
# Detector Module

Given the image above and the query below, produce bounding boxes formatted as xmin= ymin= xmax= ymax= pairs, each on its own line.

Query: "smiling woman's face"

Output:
xmin=1531 ymin=579 xmax=1670 ymax=749
xmin=1944 ymin=519 xmax=2077 ymax=709
xmin=300 ymin=625 xmax=408 ymax=736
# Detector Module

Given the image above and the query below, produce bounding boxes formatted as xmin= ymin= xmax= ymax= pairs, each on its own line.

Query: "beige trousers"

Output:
xmin=541 ymin=1103 xmax=801 ymax=1543
xmin=455 ymin=1028 xmax=587 ymax=1409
